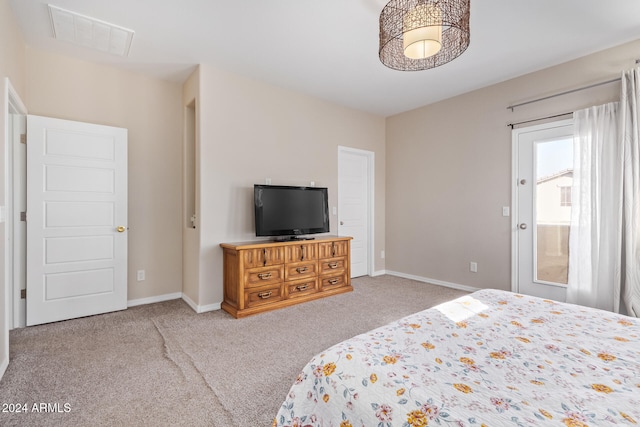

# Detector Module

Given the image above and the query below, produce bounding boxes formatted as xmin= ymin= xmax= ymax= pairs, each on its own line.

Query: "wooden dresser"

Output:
xmin=220 ymin=236 xmax=352 ymax=318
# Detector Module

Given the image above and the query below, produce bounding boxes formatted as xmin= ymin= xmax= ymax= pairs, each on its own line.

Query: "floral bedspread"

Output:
xmin=274 ymin=289 xmax=640 ymax=427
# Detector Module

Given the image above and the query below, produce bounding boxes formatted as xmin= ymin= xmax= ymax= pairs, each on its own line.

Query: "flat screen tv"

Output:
xmin=254 ymin=184 xmax=330 ymax=240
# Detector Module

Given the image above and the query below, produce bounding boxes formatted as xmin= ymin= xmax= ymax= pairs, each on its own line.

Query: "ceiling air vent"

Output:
xmin=48 ymin=4 xmax=134 ymax=56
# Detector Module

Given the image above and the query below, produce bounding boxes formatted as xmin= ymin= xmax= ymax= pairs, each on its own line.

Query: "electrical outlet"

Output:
xmin=381 ymin=250 xmax=385 ymax=259
xmin=137 ymin=270 xmax=145 ymax=281
xmin=470 ymin=262 xmax=478 ymax=273
xmin=502 ymin=206 xmax=510 ymax=217
xmin=265 ymin=178 xmax=271 ymax=185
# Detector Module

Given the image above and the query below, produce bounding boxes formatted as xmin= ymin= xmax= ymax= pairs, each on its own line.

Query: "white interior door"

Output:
xmin=338 ymin=146 xmax=373 ymax=278
xmin=27 ymin=115 xmax=128 ymax=326
xmin=512 ymin=119 xmax=573 ymax=301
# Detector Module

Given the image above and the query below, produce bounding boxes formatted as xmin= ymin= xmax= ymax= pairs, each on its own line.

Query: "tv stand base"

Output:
xmin=274 ymin=236 xmax=316 ymax=242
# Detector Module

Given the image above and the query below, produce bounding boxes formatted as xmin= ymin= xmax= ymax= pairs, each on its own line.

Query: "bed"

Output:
xmin=274 ymin=289 xmax=640 ymax=426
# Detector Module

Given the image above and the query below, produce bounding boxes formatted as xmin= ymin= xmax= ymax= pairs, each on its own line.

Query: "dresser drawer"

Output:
xmin=241 ymin=247 xmax=285 ymax=268
xmin=319 ymin=257 xmax=346 ymax=275
xmin=285 ymin=243 xmax=318 ymax=263
xmin=285 ymin=278 xmax=318 ymax=299
xmin=284 ymin=261 xmax=318 ymax=281
xmin=318 ymin=240 xmax=349 ymax=259
xmin=245 ymin=285 xmax=284 ymax=308
xmin=244 ymin=266 xmax=284 ymax=288
xmin=320 ymin=274 xmax=348 ymax=291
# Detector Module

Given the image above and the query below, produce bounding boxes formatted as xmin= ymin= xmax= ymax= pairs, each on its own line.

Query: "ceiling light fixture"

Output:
xmin=379 ymin=0 xmax=470 ymax=71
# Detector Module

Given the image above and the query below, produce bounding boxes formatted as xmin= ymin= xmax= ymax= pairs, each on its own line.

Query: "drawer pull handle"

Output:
xmin=258 ymin=272 xmax=272 ymax=280
xmin=328 ymin=278 xmax=339 ymax=285
xmin=296 ymin=267 xmax=309 ymax=273
xmin=296 ymin=284 xmax=309 ymax=291
xmin=258 ymin=291 xmax=272 ymax=299
xmin=328 ymin=262 xmax=339 ymax=269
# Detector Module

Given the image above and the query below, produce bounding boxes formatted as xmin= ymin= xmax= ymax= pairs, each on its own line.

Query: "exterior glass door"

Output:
xmin=513 ymin=120 xmax=573 ymax=300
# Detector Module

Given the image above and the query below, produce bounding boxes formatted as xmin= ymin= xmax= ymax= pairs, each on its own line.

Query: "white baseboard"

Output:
xmin=371 ymin=270 xmax=387 ymax=277
xmin=127 ymin=292 xmax=182 ymax=308
xmin=385 ymin=270 xmax=480 ymax=293
xmin=128 ymin=292 xmax=222 ymax=314
xmin=181 ymin=293 xmax=221 ymax=314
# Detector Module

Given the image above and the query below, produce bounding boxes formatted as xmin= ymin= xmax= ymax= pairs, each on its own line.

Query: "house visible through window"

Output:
xmin=560 ymin=186 xmax=572 ymax=206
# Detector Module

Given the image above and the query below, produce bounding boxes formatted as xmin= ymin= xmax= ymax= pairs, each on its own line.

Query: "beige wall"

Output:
xmin=386 ymin=38 xmax=640 ymax=291
xmin=0 ymin=0 xmax=26 ymax=378
xmin=25 ymin=48 xmax=184 ymax=301
xmin=196 ymin=64 xmax=386 ymax=307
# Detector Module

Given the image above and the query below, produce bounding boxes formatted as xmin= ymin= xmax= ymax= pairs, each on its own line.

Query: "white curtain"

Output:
xmin=620 ymin=67 xmax=640 ymax=316
xmin=568 ymin=67 xmax=640 ymax=316
xmin=567 ymin=102 xmax=623 ymax=312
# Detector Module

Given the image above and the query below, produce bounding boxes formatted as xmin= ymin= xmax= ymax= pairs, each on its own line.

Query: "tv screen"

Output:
xmin=254 ymin=185 xmax=330 ymax=239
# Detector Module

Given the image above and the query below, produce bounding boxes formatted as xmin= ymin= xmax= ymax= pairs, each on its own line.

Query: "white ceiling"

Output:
xmin=9 ymin=0 xmax=640 ymax=117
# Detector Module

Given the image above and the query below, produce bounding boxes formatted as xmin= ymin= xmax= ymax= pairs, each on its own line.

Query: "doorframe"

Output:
xmin=3 ymin=78 xmax=27 ymax=379
xmin=337 ymin=145 xmax=375 ymax=276
xmin=4 ymin=78 xmax=27 ymax=328
xmin=510 ymin=119 xmax=573 ymax=294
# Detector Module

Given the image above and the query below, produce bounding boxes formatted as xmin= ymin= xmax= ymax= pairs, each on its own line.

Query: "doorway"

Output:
xmin=512 ymin=119 xmax=574 ymax=300
xmin=337 ymin=146 xmax=374 ymax=278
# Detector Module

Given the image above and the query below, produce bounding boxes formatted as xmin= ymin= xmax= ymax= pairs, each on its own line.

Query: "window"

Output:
xmin=560 ymin=186 xmax=572 ymax=207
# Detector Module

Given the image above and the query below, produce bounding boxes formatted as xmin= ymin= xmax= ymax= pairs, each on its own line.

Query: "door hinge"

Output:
xmin=21 ymin=289 xmax=26 ymax=299
xmin=20 ymin=133 xmax=26 ymax=144
xmin=20 ymin=211 xmax=26 ymax=222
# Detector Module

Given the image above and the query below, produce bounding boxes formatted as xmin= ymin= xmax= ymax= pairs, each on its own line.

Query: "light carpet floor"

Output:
xmin=0 ymin=275 xmax=468 ymax=427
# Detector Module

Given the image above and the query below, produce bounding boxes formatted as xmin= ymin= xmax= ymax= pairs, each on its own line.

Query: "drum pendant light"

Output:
xmin=379 ymin=0 xmax=470 ymax=71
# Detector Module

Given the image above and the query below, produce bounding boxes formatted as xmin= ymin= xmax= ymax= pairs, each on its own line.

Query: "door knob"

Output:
xmin=519 ymin=223 xmax=527 ymax=230
xmin=116 ymin=226 xmax=126 ymax=232
xmin=340 ymin=221 xmax=344 ymax=225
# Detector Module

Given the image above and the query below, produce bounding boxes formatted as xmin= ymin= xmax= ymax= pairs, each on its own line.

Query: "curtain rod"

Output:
xmin=508 ymin=59 xmax=640 ymax=111
xmin=507 ymin=112 xmax=573 ymax=129
xmin=507 ymin=78 xmax=620 ymax=111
